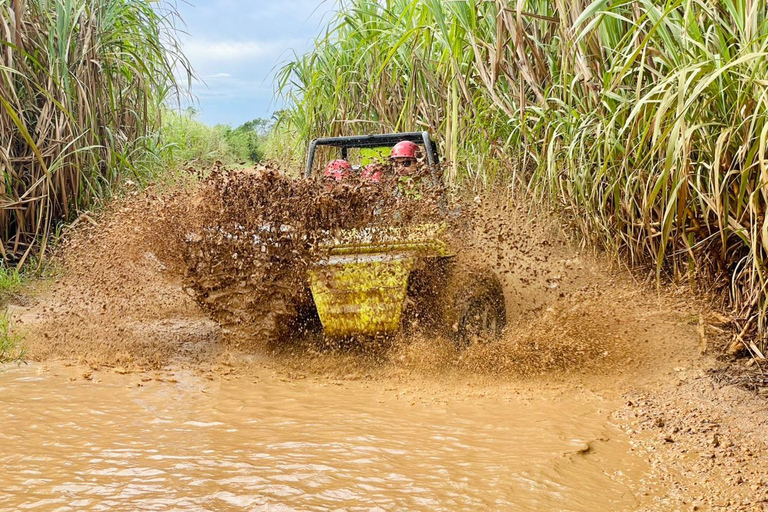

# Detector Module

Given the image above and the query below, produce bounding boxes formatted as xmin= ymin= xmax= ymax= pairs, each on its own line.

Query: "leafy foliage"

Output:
xmin=218 ymin=118 xmax=270 ymax=163
xmin=162 ymin=108 xmax=269 ymax=167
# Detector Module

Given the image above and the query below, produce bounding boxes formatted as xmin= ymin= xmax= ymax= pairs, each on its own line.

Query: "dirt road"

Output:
xmin=3 ymin=181 xmax=768 ymax=511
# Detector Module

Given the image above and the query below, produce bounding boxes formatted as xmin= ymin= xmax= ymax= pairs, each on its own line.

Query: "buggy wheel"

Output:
xmin=443 ymin=267 xmax=506 ymax=348
xmin=286 ymin=286 xmax=323 ymax=337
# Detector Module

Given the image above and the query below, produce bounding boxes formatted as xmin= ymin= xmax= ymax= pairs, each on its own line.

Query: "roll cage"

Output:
xmin=304 ymin=131 xmax=440 ymax=179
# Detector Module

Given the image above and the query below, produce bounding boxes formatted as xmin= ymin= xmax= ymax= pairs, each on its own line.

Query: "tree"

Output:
xmin=221 ymin=118 xmax=272 ymax=163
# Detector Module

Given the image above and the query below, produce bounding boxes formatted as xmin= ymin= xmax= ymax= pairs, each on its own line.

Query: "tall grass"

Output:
xmin=260 ymin=119 xmax=305 ymax=172
xmin=0 ymin=311 xmax=24 ymax=363
xmin=0 ymin=0 xmax=189 ymax=266
xmin=161 ymin=109 xmax=270 ymax=168
xmin=0 ymin=263 xmax=25 ymax=304
xmin=161 ymin=109 xmax=234 ymax=168
xmin=277 ymin=0 xmax=768 ymax=349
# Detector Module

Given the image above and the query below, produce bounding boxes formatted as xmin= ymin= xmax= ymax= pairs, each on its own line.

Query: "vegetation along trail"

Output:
xmin=4 ymin=0 xmax=768 ymax=511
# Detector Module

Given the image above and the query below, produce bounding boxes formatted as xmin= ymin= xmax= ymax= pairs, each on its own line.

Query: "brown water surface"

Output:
xmin=0 ymin=363 xmax=649 ymax=511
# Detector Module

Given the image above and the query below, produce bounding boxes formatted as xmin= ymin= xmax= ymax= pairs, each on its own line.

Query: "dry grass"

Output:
xmin=0 ymin=0 xmax=189 ymax=266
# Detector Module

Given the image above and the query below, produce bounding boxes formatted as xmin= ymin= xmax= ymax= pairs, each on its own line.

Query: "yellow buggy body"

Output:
xmin=308 ymin=224 xmax=450 ymax=336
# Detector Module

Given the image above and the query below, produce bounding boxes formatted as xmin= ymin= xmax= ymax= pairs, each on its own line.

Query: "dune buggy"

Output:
xmin=302 ymin=131 xmax=507 ymax=346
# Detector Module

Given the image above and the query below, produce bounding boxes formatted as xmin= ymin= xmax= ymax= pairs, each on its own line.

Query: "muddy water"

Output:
xmin=0 ymin=363 xmax=648 ymax=511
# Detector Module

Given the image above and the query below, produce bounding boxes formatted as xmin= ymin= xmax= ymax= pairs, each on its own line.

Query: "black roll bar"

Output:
xmin=304 ymin=131 xmax=439 ymax=178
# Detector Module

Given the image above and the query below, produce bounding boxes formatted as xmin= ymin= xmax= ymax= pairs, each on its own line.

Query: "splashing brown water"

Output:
xmin=14 ymin=164 xmax=692 ymax=382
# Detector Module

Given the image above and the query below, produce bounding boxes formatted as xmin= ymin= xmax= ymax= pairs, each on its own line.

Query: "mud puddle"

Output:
xmin=0 ymin=362 xmax=651 ymax=511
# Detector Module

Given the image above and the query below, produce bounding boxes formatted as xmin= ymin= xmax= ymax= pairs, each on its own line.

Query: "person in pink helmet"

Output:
xmin=389 ymin=140 xmax=420 ymax=176
xmin=390 ymin=140 xmax=428 ymax=198
xmin=361 ymin=162 xmax=383 ymax=182
xmin=323 ymin=159 xmax=352 ymax=181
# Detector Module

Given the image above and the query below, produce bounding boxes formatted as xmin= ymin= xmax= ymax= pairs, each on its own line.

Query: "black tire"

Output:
xmin=285 ymin=285 xmax=323 ymax=337
xmin=402 ymin=259 xmax=451 ymax=334
xmin=443 ymin=265 xmax=506 ymax=348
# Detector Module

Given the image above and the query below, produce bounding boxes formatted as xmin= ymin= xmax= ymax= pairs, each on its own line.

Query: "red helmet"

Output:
xmin=391 ymin=141 xmax=419 ymax=159
xmin=324 ymin=159 xmax=351 ymax=180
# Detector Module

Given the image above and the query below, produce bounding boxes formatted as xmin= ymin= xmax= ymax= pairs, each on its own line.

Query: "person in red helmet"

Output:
xmin=323 ymin=159 xmax=352 ymax=181
xmin=390 ymin=140 xmax=428 ymax=199
xmin=390 ymin=140 xmax=420 ymax=176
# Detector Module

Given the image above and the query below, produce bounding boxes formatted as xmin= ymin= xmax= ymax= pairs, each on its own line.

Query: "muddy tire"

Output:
xmin=282 ymin=285 xmax=322 ymax=337
xmin=443 ymin=265 xmax=506 ymax=348
xmin=402 ymin=260 xmax=450 ymax=334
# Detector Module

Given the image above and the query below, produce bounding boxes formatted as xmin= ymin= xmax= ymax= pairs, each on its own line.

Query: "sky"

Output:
xmin=171 ymin=1 xmax=338 ymax=127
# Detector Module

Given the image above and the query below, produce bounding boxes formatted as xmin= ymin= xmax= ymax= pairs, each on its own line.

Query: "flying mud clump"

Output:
xmin=15 ymin=161 xmax=670 ymax=376
xmin=177 ymin=164 xmax=445 ymax=346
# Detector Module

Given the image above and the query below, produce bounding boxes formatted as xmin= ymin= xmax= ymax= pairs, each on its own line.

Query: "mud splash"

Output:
xmin=0 ymin=362 xmax=650 ymax=512
xmin=176 ymin=167 xmax=443 ymax=343
xmin=13 ymin=164 xmax=698 ymax=379
xmin=12 ymin=190 xmax=222 ymax=369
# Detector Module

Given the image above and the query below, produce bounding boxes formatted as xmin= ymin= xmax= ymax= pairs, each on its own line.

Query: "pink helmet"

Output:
xmin=391 ymin=141 xmax=419 ymax=159
xmin=324 ymin=159 xmax=352 ymax=180
xmin=362 ymin=163 xmax=383 ymax=183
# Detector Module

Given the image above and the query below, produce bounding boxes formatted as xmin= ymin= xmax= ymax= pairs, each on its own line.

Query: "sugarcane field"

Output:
xmin=3 ymin=1 xmax=768 ymax=511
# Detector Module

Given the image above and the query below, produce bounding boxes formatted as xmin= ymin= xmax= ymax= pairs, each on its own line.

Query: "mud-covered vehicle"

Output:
xmin=303 ymin=132 xmax=506 ymax=346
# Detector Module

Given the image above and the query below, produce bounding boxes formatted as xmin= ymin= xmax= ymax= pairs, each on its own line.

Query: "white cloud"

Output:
xmin=183 ymin=39 xmax=286 ymax=64
xmin=200 ymin=73 xmax=232 ymax=80
xmin=169 ymin=0 xmax=336 ymax=124
xmin=191 ymin=76 xmax=272 ymax=99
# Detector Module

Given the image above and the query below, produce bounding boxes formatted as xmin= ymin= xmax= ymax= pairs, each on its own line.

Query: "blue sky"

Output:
xmin=172 ymin=1 xmax=337 ymax=127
